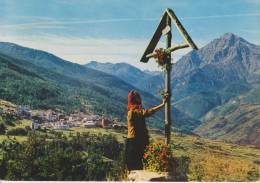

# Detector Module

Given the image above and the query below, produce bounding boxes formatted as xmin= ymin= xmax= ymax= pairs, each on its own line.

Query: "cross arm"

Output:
xmin=166 ymin=8 xmax=198 ymax=50
xmin=146 ymin=43 xmax=190 ymax=59
xmin=140 ymin=13 xmax=167 ymax=63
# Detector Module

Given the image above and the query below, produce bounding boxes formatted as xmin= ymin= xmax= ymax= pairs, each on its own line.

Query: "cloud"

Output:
xmin=0 ymin=12 xmax=259 ymax=30
xmin=0 ymin=18 xmax=155 ymax=30
xmin=181 ymin=13 xmax=260 ymax=20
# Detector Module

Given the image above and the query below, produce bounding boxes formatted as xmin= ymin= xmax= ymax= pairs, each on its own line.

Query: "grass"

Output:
xmin=0 ymin=99 xmax=16 ymax=109
xmin=61 ymin=127 xmax=127 ymax=143
xmin=7 ymin=119 xmax=31 ymax=130
xmin=0 ymin=135 xmax=27 ymax=142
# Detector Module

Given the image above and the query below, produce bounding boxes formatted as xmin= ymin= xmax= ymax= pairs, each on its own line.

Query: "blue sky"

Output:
xmin=0 ymin=0 xmax=259 ymax=70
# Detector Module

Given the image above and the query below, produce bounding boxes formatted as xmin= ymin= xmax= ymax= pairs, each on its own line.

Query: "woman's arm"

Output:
xmin=149 ymin=99 xmax=166 ymax=112
xmin=142 ymin=95 xmax=167 ymax=117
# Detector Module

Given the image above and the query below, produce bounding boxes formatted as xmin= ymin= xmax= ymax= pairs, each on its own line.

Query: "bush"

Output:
xmin=6 ymin=128 xmax=28 ymax=136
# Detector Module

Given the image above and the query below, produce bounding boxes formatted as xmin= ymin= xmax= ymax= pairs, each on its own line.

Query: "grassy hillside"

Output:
xmin=194 ymin=102 xmax=260 ymax=147
xmin=0 ymin=121 xmax=259 ymax=181
xmin=173 ymin=91 xmax=222 ymax=119
xmin=0 ymin=42 xmax=158 ymax=105
xmin=240 ymin=85 xmax=260 ymax=104
xmin=194 ymin=84 xmax=260 ymax=147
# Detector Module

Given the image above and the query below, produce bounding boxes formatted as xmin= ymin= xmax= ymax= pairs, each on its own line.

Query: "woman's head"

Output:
xmin=128 ymin=90 xmax=142 ymax=110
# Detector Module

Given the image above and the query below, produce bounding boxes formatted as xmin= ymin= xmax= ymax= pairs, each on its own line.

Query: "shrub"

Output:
xmin=246 ymin=167 xmax=259 ymax=181
xmin=143 ymin=141 xmax=173 ymax=172
xmin=174 ymin=156 xmax=191 ymax=181
xmin=6 ymin=128 xmax=28 ymax=136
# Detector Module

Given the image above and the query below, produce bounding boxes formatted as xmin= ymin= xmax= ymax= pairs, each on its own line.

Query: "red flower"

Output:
xmin=143 ymin=153 xmax=148 ymax=159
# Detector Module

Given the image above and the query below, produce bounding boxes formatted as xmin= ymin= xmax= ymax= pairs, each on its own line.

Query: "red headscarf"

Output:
xmin=127 ymin=90 xmax=142 ymax=111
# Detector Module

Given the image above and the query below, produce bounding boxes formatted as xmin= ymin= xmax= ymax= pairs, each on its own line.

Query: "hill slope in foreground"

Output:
xmin=0 ymin=99 xmax=259 ymax=181
xmin=0 ymin=127 xmax=259 ymax=181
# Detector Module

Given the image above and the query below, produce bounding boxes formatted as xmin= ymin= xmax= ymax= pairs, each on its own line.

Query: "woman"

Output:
xmin=125 ymin=90 xmax=166 ymax=171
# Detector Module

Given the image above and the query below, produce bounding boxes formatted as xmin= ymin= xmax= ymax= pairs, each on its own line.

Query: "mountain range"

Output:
xmin=0 ymin=32 xmax=259 ymax=146
xmin=85 ymin=33 xmax=260 ymax=147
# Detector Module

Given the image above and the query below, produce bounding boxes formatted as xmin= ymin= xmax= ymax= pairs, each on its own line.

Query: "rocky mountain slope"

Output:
xmin=142 ymin=33 xmax=260 ymax=120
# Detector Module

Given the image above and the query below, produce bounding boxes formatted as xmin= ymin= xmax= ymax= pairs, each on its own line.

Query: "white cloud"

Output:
xmin=0 ymin=12 xmax=259 ymax=31
xmin=0 ymin=18 xmax=156 ymax=30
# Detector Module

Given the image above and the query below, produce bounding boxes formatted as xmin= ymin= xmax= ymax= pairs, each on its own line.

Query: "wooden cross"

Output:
xmin=140 ymin=8 xmax=198 ymax=145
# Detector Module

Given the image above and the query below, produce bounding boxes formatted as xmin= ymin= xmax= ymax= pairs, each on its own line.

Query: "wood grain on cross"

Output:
xmin=140 ymin=8 xmax=198 ymax=144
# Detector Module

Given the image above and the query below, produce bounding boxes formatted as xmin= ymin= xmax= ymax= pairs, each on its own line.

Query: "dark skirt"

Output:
xmin=125 ymin=138 xmax=147 ymax=171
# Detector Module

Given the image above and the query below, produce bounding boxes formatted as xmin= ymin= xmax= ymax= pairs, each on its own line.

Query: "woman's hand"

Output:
xmin=162 ymin=92 xmax=169 ymax=105
xmin=146 ymin=92 xmax=170 ymax=115
xmin=162 ymin=97 xmax=167 ymax=105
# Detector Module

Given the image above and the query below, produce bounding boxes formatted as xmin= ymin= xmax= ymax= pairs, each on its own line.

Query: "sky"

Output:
xmin=0 ymin=0 xmax=259 ymax=71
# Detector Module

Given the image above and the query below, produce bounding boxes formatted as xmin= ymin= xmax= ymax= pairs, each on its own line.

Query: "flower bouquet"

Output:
xmin=143 ymin=141 xmax=174 ymax=173
xmin=154 ymin=48 xmax=171 ymax=70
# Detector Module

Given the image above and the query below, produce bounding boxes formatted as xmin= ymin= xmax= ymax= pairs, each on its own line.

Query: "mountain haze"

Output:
xmin=85 ymin=61 xmax=160 ymax=90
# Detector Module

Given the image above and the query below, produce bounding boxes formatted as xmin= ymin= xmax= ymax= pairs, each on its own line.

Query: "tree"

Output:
xmin=6 ymin=128 xmax=27 ymax=136
xmin=0 ymin=132 xmax=126 ymax=180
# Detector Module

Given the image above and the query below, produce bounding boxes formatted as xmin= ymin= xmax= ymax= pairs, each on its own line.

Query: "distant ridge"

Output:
xmin=84 ymin=61 xmax=160 ymax=89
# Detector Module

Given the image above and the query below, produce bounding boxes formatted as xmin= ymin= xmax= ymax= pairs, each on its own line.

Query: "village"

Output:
xmin=1 ymin=104 xmax=127 ymax=130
